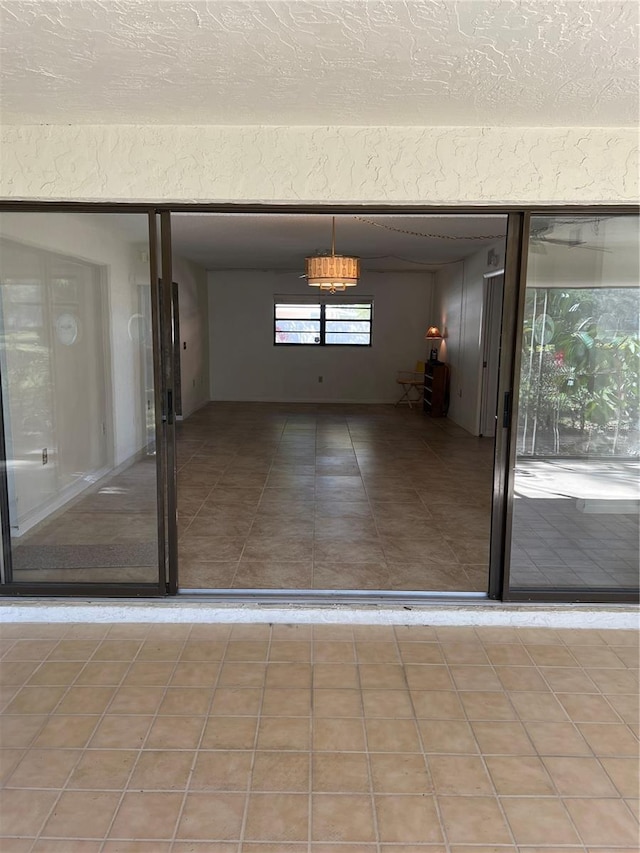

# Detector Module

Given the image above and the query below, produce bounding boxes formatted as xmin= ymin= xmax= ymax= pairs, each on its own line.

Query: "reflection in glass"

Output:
xmin=510 ymin=215 xmax=639 ymax=592
xmin=0 ymin=214 xmax=159 ymax=584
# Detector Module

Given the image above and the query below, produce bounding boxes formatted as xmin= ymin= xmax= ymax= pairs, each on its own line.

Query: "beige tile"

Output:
xmin=33 ymin=842 xmax=103 ymax=853
xmin=7 ymin=747 xmax=80 ymax=789
xmin=312 ymin=793 xmax=376 ymax=842
xmin=261 ymin=687 xmax=310 ymax=715
xmin=501 ymin=797 xmax=580 ymax=845
xmin=176 ymin=792 xmax=246 ymax=840
xmin=525 ymin=644 xmax=578 ymax=666
xmin=128 ymin=750 xmax=194 ymax=790
xmin=459 ymin=691 xmax=516 ymax=720
xmin=509 ymin=691 xmax=568 ymax=721
xmin=557 ymin=692 xmax=622 ymax=723
xmin=244 ymin=793 xmax=309 ymax=841
xmin=5 ymin=685 xmax=67 ymax=714
xmin=137 ymin=640 xmax=184 ymax=661
xmin=210 ymin=687 xmax=262 ymax=716
xmin=439 ymin=796 xmax=512 ymax=844
xmin=0 ymin=787 xmax=58 ymax=836
xmin=27 ymin=661 xmax=85 ymax=685
xmin=472 ymin=721 xmax=535 ymax=755
xmin=540 ymin=666 xmax=597 ymax=693
xmin=524 ymin=721 xmax=591 ymax=755
xmin=0 ymin=714 xmax=47 ymax=748
xmin=269 ymin=641 xmax=311 ymax=662
xmin=258 ymin=717 xmax=310 ymax=750
xmin=201 ymin=716 xmax=257 ymax=749
xmin=42 ymin=790 xmax=121 ymax=838
xmin=543 ymin=756 xmax=618 ymax=796
xmin=251 ymin=751 xmax=309 ymax=791
xmin=404 ymin=664 xmax=454 ymax=690
xmin=313 ymin=752 xmax=370 ymax=792
xmin=75 ymin=661 xmax=130 ymax=685
xmin=369 ymin=752 xmax=432 ymax=793
xmin=313 ymin=688 xmax=363 ymax=717
xmin=190 ymin=750 xmax=253 ymax=790
xmin=313 ymin=641 xmax=356 ymax=662
xmin=109 ymin=791 xmax=183 ymax=839
xmin=606 ymin=693 xmax=639 ymax=725
xmin=355 ymin=641 xmax=400 ymax=663
xmin=68 ymin=749 xmax=137 ymax=789
xmin=0 ymin=748 xmax=26 ymax=784
xmin=102 ymin=843 xmax=171 ymax=853
xmin=586 ymin=667 xmax=639 ymax=695
xmin=366 ymin=718 xmax=422 ymax=752
xmin=359 ymin=664 xmax=405 ymax=689
xmin=313 ymin=663 xmax=359 ymax=688
xmin=170 ymin=661 xmax=220 ymax=686
xmin=158 ymin=687 xmax=213 ymax=715
xmin=441 ymin=642 xmax=490 ymax=665
xmin=146 ymin=715 xmax=205 ymax=749
xmin=419 ymin=720 xmax=479 ymax=754
xmin=93 ymin=640 xmax=142 ymax=661
xmin=362 ymin=689 xmax=415 ymax=718
xmin=108 ymin=686 xmax=165 ymax=714
xmin=265 ymin=662 xmax=312 ymax=688
xmin=34 ymin=715 xmax=99 ymax=748
xmin=57 ymin=685 xmax=116 ymax=714
xmin=450 ymin=665 xmax=503 ymax=691
xmin=218 ymin=662 xmax=266 ymax=688
xmin=578 ymin=723 xmax=639 ymax=756
xmin=375 ymin=794 xmax=443 ymax=842
xmin=180 ymin=640 xmax=227 ymax=661
xmin=484 ymin=643 xmax=533 ymax=666
xmin=314 ymin=718 xmax=366 ymax=751
xmin=410 ymin=690 xmax=465 ymax=719
xmin=485 ymin=755 xmax=555 ymax=795
xmin=429 ymin=755 xmax=493 ymax=794
xmin=398 ymin=642 xmax=444 ymax=664
xmin=89 ymin=715 xmax=152 ymax=748
xmin=600 ymin=757 xmax=640 ymax=798
xmin=571 ymin=646 xmax=629 ymax=668
xmin=495 ymin=666 xmax=550 ymax=692
xmin=564 ymin=798 xmax=639 ymax=846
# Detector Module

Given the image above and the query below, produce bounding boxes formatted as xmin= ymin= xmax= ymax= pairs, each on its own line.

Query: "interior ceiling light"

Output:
xmin=306 ymin=217 xmax=360 ymax=293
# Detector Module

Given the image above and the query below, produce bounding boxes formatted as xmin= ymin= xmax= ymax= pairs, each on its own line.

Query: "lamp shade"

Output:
xmin=425 ymin=326 xmax=442 ymax=339
xmin=305 ymin=255 xmax=360 ymax=293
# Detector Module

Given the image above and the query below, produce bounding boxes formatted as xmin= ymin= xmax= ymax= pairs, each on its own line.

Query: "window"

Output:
xmin=274 ymin=300 xmax=372 ymax=346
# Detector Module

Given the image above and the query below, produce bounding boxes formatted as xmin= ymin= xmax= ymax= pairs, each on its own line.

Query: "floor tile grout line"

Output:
xmin=167 ymin=623 xmax=231 ymax=852
xmin=23 ymin=629 xmax=149 ymax=850
xmin=236 ymin=622 xmax=273 ymax=848
xmin=93 ymin=626 xmax=192 ymax=851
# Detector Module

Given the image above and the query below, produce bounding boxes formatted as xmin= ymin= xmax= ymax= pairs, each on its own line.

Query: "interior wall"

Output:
xmin=209 ymin=270 xmax=433 ymax=403
xmin=1 ymin=125 xmax=635 ymax=203
xmin=432 ymin=241 xmax=506 ymax=436
xmin=172 ymin=256 xmax=209 ymax=418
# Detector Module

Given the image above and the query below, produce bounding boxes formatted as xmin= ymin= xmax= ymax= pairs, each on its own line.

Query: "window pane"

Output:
xmin=508 ymin=214 xmax=639 ymax=593
xmin=275 ymin=331 xmax=321 ymax=344
xmin=326 ymin=332 xmax=370 ymax=345
xmin=326 ymin=304 xmax=371 ymax=320
xmin=275 ymin=304 xmax=321 ymax=319
xmin=275 ymin=320 xmax=321 ymax=334
xmin=325 ymin=321 xmax=371 ymax=334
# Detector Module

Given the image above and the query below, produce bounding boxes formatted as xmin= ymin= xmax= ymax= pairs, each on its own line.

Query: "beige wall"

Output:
xmin=1 ymin=125 xmax=636 ymax=204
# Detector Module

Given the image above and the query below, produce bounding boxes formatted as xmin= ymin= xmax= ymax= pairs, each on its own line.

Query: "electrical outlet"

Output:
xmin=42 ymin=448 xmax=48 ymax=465
xmin=318 ymin=376 xmax=323 ymax=383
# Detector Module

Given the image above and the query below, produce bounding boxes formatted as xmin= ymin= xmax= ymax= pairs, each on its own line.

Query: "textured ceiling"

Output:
xmin=1 ymin=0 xmax=637 ymax=126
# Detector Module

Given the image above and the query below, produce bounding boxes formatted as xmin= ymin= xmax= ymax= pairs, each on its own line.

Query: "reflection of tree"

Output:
xmin=518 ymin=288 xmax=639 ymax=457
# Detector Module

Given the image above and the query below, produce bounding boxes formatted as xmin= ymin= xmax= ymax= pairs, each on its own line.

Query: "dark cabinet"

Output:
xmin=423 ymin=361 xmax=448 ymax=417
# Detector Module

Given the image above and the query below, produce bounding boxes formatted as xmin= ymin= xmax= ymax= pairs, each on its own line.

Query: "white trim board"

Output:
xmin=0 ymin=602 xmax=637 ymax=630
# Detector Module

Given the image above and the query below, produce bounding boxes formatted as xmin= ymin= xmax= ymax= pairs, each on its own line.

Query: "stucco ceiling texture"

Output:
xmin=1 ymin=0 xmax=637 ymax=127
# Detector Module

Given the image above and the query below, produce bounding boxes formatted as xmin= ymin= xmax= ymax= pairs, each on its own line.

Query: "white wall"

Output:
xmin=172 ymin=256 xmax=209 ymax=418
xmin=209 ymin=271 xmax=433 ymax=403
xmin=1 ymin=125 xmax=636 ymax=204
xmin=432 ymin=241 xmax=506 ymax=435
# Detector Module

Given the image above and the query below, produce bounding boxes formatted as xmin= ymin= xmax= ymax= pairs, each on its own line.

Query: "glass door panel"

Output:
xmin=508 ymin=214 xmax=639 ymax=595
xmin=0 ymin=212 xmax=164 ymax=587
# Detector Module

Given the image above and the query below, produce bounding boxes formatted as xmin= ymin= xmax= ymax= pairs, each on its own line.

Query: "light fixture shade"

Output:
xmin=425 ymin=325 xmax=442 ymax=339
xmin=305 ymin=255 xmax=360 ymax=293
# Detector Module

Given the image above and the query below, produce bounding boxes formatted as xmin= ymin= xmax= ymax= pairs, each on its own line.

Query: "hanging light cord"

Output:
xmin=354 ymin=216 xmax=506 ymax=241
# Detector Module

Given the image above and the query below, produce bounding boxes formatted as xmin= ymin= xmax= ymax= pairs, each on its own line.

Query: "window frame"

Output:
xmin=273 ymin=298 xmax=373 ymax=347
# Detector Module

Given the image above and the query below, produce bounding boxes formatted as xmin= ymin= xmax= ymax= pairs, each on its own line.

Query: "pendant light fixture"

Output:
xmin=305 ymin=217 xmax=360 ymax=293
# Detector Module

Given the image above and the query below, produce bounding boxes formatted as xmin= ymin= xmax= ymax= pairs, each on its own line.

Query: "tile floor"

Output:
xmin=0 ymin=621 xmax=638 ymax=850
xmin=177 ymin=403 xmax=493 ymax=591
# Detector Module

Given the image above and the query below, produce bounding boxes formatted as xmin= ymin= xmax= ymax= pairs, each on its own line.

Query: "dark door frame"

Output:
xmin=0 ymin=202 xmax=636 ymax=603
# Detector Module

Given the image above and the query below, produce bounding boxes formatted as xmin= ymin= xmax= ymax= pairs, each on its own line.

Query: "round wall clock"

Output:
xmin=55 ymin=312 xmax=79 ymax=346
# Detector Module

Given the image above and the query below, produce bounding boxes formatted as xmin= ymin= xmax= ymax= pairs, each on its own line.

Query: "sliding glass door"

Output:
xmin=0 ymin=211 xmax=170 ymax=593
xmin=504 ymin=213 xmax=639 ymax=600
